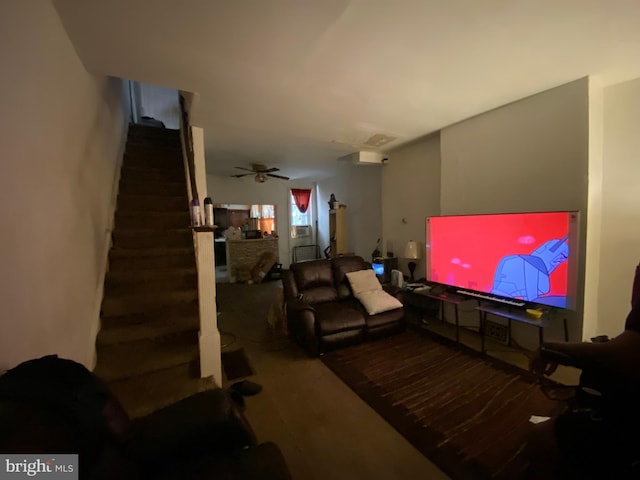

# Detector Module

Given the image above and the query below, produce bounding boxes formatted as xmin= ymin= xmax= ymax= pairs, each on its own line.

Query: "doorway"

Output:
xmin=212 ymin=203 xmax=277 ymax=283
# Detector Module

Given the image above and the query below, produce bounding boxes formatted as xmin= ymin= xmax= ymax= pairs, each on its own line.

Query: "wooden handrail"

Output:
xmin=179 ymin=94 xmax=199 ymax=202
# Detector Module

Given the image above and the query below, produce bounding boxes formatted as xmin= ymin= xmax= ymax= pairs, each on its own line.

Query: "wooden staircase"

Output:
xmin=94 ymin=124 xmax=215 ymax=418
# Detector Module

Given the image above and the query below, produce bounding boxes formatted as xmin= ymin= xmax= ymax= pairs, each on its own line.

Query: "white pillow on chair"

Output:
xmin=345 ymin=269 xmax=382 ymax=294
xmin=346 ymin=269 xmax=403 ymax=315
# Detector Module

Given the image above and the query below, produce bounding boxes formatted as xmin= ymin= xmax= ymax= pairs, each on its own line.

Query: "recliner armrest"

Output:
xmin=285 ymin=298 xmax=316 ymax=314
xmin=383 ymin=284 xmax=403 ymax=303
xmin=281 ymin=270 xmax=298 ymax=300
xmin=539 ymin=346 xmax=585 ymax=370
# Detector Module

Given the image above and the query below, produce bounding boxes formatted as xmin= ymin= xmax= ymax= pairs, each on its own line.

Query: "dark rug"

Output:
xmin=321 ymin=329 xmax=565 ymax=480
xmin=221 ymin=348 xmax=254 ymax=380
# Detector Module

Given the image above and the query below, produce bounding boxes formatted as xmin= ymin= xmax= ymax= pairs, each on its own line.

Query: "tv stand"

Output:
xmin=429 ymin=284 xmax=447 ymax=296
xmin=476 ymin=304 xmax=569 ymax=353
xmin=417 ymin=289 xmax=481 ymax=343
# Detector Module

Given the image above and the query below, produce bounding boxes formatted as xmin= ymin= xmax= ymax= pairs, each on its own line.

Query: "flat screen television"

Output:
xmin=425 ymin=211 xmax=580 ymax=309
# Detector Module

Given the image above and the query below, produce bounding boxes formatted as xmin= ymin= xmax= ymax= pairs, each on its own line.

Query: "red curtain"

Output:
xmin=291 ymin=189 xmax=311 ymax=213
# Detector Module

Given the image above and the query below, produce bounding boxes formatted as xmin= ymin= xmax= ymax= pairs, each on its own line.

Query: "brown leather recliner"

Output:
xmin=282 ymin=255 xmax=404 ymax=356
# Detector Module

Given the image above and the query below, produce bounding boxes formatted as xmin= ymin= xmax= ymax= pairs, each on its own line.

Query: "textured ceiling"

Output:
xmin=54 ymin=0 xmax=640 ymax=180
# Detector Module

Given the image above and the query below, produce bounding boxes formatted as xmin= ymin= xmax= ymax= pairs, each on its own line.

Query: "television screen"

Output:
xmin=425 ymin=211 xmax=579 ymax=309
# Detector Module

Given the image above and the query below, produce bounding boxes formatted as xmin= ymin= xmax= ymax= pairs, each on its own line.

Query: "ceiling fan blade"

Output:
xmin=231 ymin=173 xmax=251 ymax=178
xmin=261 ymin=167 xmax=280 ymax=173
xmin=266 ymin=173 xmax=290 ymax=180
xmin=234 ymin=166 xmax=254 ymax=172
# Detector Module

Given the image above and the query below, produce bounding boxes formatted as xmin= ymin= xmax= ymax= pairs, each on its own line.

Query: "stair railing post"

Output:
xmin=179 ymin=95 xmax=222 ymax=384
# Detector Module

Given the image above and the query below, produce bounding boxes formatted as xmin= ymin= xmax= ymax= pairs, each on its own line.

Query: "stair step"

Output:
xmin=101 ymin=299 xmax=200 ymax=328
xmin=101 ymin=289 xmax=198 ymax=318
xmin=126 ymin=136 xmax=177 ymax=146
xmin=94 ymin=331 xmax=199 ymax=383
xmin=120 ymin=165 xmax=186 ymax=183
xmin=97 ymin=314 xmax=200 ymax=346
xmin=117 ymin=194 xmax=188 ymax=212
xmin=123 ymin=148 xmax=182 ymax=160
xmin=104 ymin=268 xmax=198 ymax=295
xmin=109 ymin=246 xmax=194 ymax=258
xmin=114 ymin=211 xmax=191 ymax=230
xmin=119 ymin=179 xmax=187 ymax=196
xmin=103 ymin=363 xmax=216 ymax=419
xmin=108 ymin=247 xmax=195 ymax=270
xmin=123 ymin=155 xmax=183 ymax=171
xmin=125 ymin=138 xmax=181 ymax=149
xmin=123 ymin=140 xmax=181 ymax=150
xmin=112 ymin=229 xmax=193 ymax=249
xmin=128 ymin=124 xmax=180 ymax=139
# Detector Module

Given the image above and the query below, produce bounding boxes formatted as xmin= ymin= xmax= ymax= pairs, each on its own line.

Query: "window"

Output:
xmin=250 ymin=204 xmax=275 ymax=234
xmin=290 ymin=190 xmax=311 ymax=227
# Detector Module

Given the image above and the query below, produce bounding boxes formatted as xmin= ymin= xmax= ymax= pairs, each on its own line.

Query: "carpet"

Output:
xmin=321 ymin=330 xmax=565 ymax=480
xmin=221 ymin=348 xmax=254 ymax=380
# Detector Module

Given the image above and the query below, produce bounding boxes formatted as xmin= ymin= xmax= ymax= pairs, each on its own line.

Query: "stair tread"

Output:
xmin=94 ymin=332 xmax=199 ymax=383
xmin=106 ymin=266 xmax=197 ymax=277
xmin=101 ymin=290 xmax=199 ymax=318
xmin=116 ymin=211 xmax=189 ymax=217
xmin=107 ymin=257 xmax=196 ymax=273
xmin=115 ymin=212 xmax=190 ymax=218
xmin=104 ymin=269 xmax=198 ymax=294
xmin=109 ymin=247 xmax=194 ymax=258
xmin=114 ymin=211 xmax=191 ymax=231
xmin=103 ymin=363 xmax=216 ymax=419
xmin=97 ymin=315 xmax=200 ymax=346
xmin=114 ymin=227 xmax=192 ymax=233
xmin=128 ymin=124 xmax=180 ymax=133
xmin=102 ymin=288 xmax=197 ymax=299
xmin=120 ymin=177 xmax=185 ymax=185
xmin=101 ymin=299 xmax=200 ymax=325
xmin=117 ymin=196 xmax=187 ymax=208
xmin=118 ymin=192 xmax=186 ymax=199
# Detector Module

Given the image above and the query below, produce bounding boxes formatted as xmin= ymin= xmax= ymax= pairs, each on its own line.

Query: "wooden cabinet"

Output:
xmin=329 ymin=204 xmax=347 ymax=256
xmin=213 ymin=208 xmax=229 ymax=237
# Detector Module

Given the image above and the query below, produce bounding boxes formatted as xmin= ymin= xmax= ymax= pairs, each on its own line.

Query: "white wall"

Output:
xmin=382 ymin=134 xmax=441 ymax=280
xmin=440 ymin=78 xmax=589 ymax=216
xmin=439 ymin=78 xmax=589 ymax=344
xmin=206 ymin=175 xmax=315 ymax=267
xmin=317 ymin=162 xmax=383 ymax=261
xmin=380 ymin=80 xmax=590 ymax=294
xmin=0 ymin=1 xmax=129 ymax=370
xmin=134 ymin=82 xmax=180 ymax=129
xmin=583 ymin=79 xmax=605 ymax=340
xmin=595 ymin=77 xmax=640 ymax=336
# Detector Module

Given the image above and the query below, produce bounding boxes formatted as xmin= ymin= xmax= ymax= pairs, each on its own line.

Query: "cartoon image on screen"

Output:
xmin=426 ymin=212 xmax=576 ymax=309
xmin=491 ymin=235 xmax=569 ymax=307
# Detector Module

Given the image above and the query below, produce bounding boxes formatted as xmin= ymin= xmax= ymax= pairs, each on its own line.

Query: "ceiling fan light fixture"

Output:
xmin=232 ymin=164 xmax=288 ymax=181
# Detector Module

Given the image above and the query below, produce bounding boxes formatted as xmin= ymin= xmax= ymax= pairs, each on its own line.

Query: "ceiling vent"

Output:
xmin=331 ymin=132 xmax=399 ymax=151
xmin=363 ymin=133 xmax=397 ymax=148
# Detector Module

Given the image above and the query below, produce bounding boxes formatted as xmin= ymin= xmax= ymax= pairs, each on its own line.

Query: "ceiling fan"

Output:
xmin=232 ymin=163 xmax=290 ymax=183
